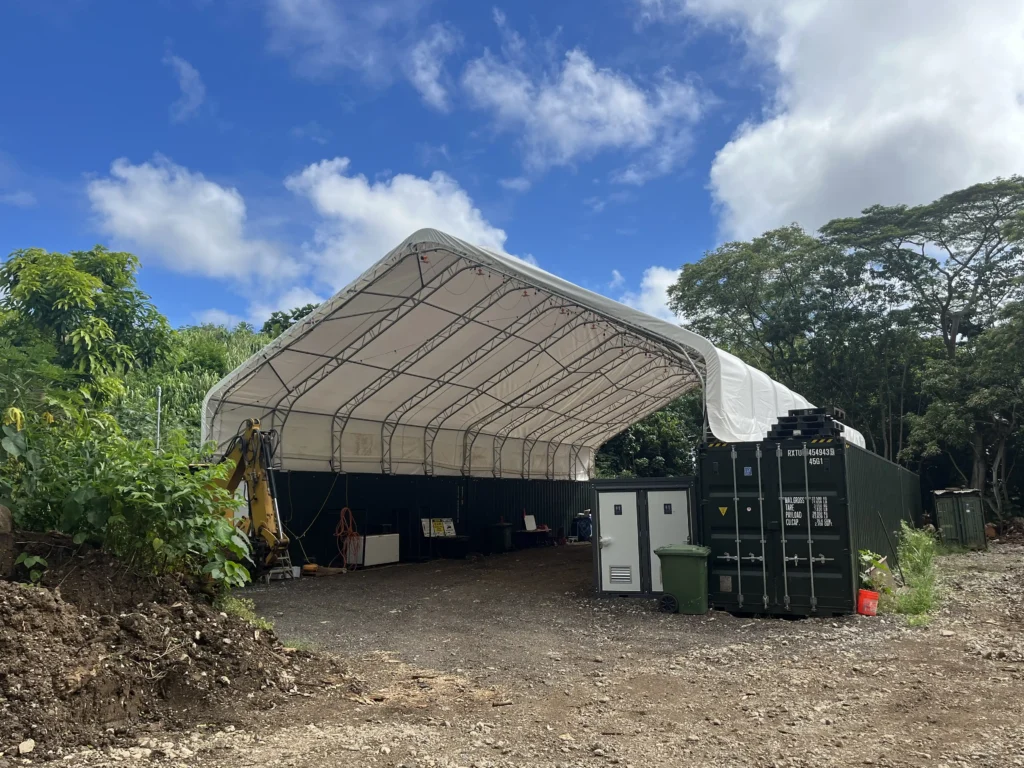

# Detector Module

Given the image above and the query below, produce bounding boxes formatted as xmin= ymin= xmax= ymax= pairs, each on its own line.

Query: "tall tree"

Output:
xmin=666 ymin=225 xmax=924 ymax=460
xmin=0 ymin=246 xmax=170 ymax=397
xmin=261 ymin=303 xmax=319 ymax=338
xmin=823 ymin=177 xmax=1024 ymax=506
xmin=905 ymin=302 xmax=1024 ymax=518
xmin=822 ymin=176 xmax=1024 ymax=359
xmin=115 ymin=324 xmax=271 ymax=449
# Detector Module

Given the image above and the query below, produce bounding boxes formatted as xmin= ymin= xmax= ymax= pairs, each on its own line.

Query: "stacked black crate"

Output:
xmin=766 ymin=407 xmax=844 ymax=441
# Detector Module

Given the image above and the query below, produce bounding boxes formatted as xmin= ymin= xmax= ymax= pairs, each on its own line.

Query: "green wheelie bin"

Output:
xmin=655 ymin=544 xmax=710 ymax=614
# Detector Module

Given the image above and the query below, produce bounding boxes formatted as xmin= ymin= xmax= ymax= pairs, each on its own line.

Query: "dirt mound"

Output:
xmin=0 ymin=536 xmax=348 ymax=758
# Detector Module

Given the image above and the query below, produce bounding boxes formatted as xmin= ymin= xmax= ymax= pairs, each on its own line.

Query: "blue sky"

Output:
xmin=2 ymin=0 xmax=1023 ymax=328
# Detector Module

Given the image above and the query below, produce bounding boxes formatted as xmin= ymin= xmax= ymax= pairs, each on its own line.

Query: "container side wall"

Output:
xmin=846 ymin=444 xmax=919 ymax=567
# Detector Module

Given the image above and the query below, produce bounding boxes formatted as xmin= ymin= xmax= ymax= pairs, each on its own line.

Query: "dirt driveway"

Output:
xmin=66 ymin=543 xmax=1024 ymax=767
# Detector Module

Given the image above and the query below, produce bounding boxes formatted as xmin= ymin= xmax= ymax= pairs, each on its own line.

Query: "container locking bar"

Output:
xmin=775 ymin=445 xmax=791 ymax=611
xmin=730 ymin=446 xmax=743 ymax=608
xmin=755 ymin=446 xmax=768 ymax=609
xmin=802 ymin=442 xmax=818 ymax=612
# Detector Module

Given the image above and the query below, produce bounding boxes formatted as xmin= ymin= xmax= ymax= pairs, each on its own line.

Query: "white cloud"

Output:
xmin=87 ymin=156 xmax=296 ymax=282
xmin=0 ymin=190 xmax=36 ymax=207
xmin=264 ymin=0 xmax=428 ymax=83
xmin=619 ymin=266 xmax=681 ymax=323
xmin=650 ymin=0 xmax=1024 ymax=238
xmin=284 ymin=157 xmax=509 ymax=289
xmin=608 ymin=269 xmax=625 ymax=289
xmin=405 ymin=23 xmax=460 ymax=111
xmin=462 ymin=27 xmax=703 ymax=180
xmin=499 ymin=176 xmax=531 ymax=192
xmin=163 ymin=53 xmax=206 ymax=123
xmin=291 ymin=121 xmax=330 ymax=144
xmin=583 ymin=190 xmax=633 ymax=213
xmin=247 ymin=286 xmax=327 ymax=324
xmin=194 ymin=308 xmax=246 ymax=327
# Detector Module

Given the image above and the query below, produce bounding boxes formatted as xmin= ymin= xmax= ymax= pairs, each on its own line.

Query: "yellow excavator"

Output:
xmin=199 ymin=418 xmax=290 ymax=574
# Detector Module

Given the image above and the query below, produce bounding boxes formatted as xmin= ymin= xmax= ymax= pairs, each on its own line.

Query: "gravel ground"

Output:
xmin=55 ymin=542 xmax=1024 ymax=767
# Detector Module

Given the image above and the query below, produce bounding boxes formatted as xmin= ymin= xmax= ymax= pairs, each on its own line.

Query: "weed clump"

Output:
xmin=880 ymin=521 xmax=938 ymax=617
xmin=217 ymin=595 xmax=274 ymax=631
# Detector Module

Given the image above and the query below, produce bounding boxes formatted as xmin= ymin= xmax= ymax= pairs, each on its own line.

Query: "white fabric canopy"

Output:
xmin=202 ymin=229 xmax=864 ymax=479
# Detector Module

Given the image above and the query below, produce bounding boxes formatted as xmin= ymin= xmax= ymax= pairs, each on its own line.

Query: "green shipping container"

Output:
xmin=700 ymin=438 xmax=923 ymax=617
xmin=933 ymin=489 xmax=987 ymax=550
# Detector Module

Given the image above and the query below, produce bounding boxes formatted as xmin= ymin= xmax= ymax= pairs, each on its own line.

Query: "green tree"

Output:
xmin=822 ymin=176 xmax=1024 ymax=359
xmin=114 ymin=323 xmax=271 ymax=449
xmin=597 ymin=394 xmax=701 ymax=477
xmin=824 ymin=177 xmax=1024 ymax=504
xmin=0 ymin=246 xmax=170 ymax=397
xmin=905 ymin=303 xmax=1024 ymax=519
xmin=260 ymin=303 xmax=319 ymax=338
xmin=666 ymin=225 xmax=925 ymax=460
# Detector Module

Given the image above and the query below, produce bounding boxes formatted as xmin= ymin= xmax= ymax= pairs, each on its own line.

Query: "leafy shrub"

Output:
xmin=858 ymin=549 xmax=894 ymax=593
xmin=880 ymin=522 xmax=938 ymax=616
xmin=0 ymin=410 xmax=251 ymax=590
xmin=14 ymin=553 xmax=47 ymax=584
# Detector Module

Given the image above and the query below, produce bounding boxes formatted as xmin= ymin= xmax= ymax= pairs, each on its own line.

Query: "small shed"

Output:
xmin=933 ymin=489 xmax=987 ymax=550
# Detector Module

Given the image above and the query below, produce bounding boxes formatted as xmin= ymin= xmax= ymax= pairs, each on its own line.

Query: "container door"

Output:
xmin=934 ymin=497 xmax=958 ymax=545
xmin=961 ymin=495 xmax=987 ymax=550
xmin=775 ymin=440 xmax=852 ymax=615
xmin=646 ymin=490 xmax=691 ymax=592
xmin=703 ymin=445 xmax=772 ymax=612
xmin=597 ymin=491 xmax=641 ymax=592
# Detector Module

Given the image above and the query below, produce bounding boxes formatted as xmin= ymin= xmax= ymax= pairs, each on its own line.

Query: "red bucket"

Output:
xmin=857 ymin=589 xmax=879 ymax=616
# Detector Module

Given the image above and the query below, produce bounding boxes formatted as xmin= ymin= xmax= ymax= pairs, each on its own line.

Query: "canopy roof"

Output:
xmin=202 ymin=229 xmax=864 ymax=479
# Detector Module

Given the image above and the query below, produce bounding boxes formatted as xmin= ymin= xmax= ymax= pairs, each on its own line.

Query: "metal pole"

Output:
xmin=776 ymin=445 xmax=790 ymax=611
xmin=155 ymin=385 xmax=162 ymax=452
xmin=756 ymin=446 xmax=768 ymax=609
xmin=803 ymin=442 xmax=817 ymax=612
xmin=730 ymin=446 xmax=743 ymax=608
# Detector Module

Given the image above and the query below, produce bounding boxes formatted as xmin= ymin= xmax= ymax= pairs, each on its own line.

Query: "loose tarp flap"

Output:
xmin=202 ymin=228 xmax=865 ymax=479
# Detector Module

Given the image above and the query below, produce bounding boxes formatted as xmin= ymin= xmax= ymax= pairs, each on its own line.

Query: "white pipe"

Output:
xmin=155 ymin=385 xmax=162 ymax=452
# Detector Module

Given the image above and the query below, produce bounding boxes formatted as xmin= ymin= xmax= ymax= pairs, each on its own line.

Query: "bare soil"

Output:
xmin=15 ymin=542 xmax=1024 ymax=767
xmin=0 ymin=536 xmax=348 ymax=760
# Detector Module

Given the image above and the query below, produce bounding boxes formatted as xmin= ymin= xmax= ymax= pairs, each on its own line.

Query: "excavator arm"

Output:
xmin=214 ymin=418 xmax=290 ymax=570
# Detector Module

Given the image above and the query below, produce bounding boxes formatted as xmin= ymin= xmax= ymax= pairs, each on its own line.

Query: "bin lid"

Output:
xmin=654 ymin=544 xmax=710 ymax=558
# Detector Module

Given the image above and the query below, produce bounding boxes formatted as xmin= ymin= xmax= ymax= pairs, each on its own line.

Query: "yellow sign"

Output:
xmin=431 ymin=519 xmax=446 ymax=536
xmin=719 ymin=506 xmax=729 ymax=516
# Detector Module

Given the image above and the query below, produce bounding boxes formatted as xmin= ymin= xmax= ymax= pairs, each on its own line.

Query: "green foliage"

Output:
xmin=823 ymin=177 xmax=1024 ymax=358
xmin=0 ymin=246 xmax=170 ymax=398
xmin=903 ymin=302 xmax=1024 ymax=518
xmin=858 ymin=549 xmax=894 ymax=593
xmin=14 ymin=553 xmax=47 ymax=584
xmin=217 ymin=595 xmax=274 ymax=631
xmin=597 ymin=394 xmax=700 ymax=477
xmin=667 ymin=224 xmax=929 ymax=462
xmin=880 ymin=522 xmax=938 ymax=616
xmin=0 ymin=412 xmax=251 ymax=590
xmin=114 ymin=324 xmax=272 ymax=449
xmin=665 ymin=178 xmax=1024 ymax=512
xmin=261 ymin=303 xmax=319 ymax=338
